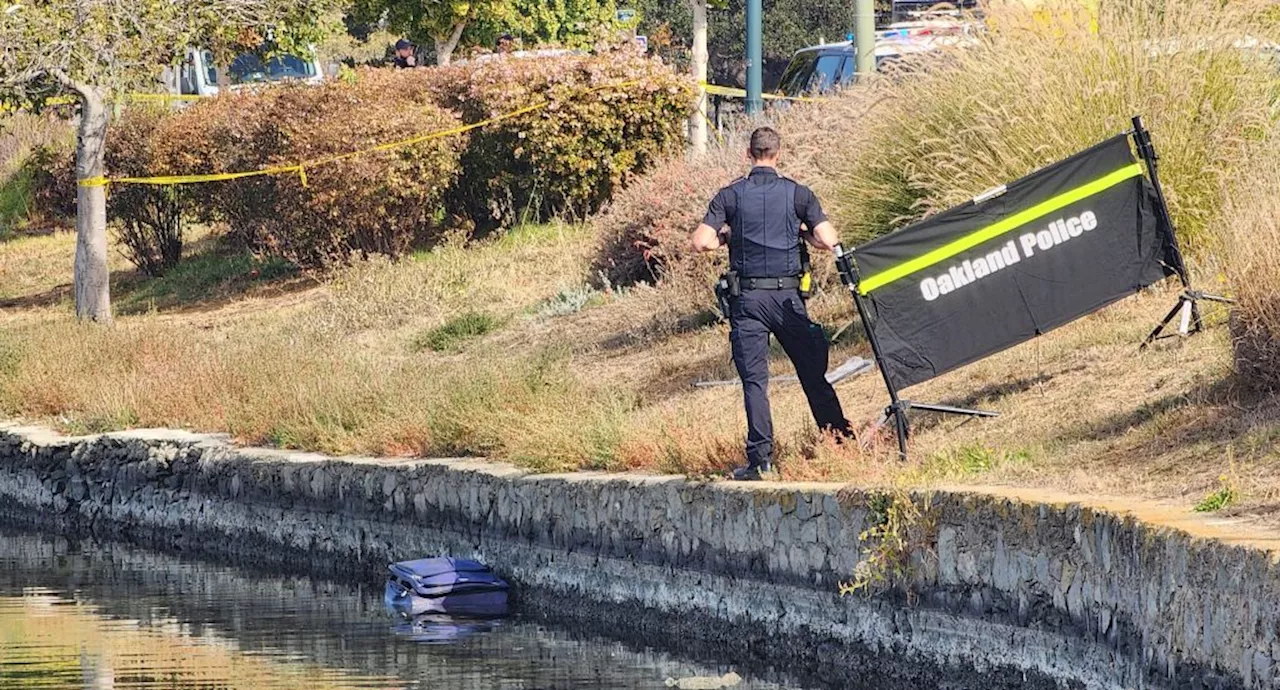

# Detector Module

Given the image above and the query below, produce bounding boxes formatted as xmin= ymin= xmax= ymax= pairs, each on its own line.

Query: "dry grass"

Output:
xmin=3 ymin=219 xmax=1276 ymax=521
xmin=2 ymin=0 xmax=1279 ymax=522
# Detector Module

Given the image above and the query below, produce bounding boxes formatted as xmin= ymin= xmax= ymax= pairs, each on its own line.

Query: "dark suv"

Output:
xmin=775 ymin=43 xmax=894 ymax=97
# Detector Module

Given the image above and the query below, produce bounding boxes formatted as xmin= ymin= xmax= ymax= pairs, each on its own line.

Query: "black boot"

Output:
xmin=732 ymin=461 xmax=771 ymax=481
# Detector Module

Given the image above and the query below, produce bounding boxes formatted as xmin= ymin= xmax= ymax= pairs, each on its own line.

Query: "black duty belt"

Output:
xmin=741 ymin=276 xmax=801 ymax=290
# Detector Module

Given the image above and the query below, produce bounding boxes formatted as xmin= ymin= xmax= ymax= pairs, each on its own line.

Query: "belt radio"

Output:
xmin=799 ymin=243 xmax=813 ymax=300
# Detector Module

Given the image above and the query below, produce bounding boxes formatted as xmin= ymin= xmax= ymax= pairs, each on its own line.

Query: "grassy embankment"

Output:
xmin=0 ymin=222 xmax=1272 ymax=521
xmin=1 ymin=0 xmax=1278 ymax=521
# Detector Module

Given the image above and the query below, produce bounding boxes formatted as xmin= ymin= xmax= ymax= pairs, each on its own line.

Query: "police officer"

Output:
xmin=692 ymin=127 xmax=851 ymax=480
xmin=392 ymin=39 xmax=417 ymax=68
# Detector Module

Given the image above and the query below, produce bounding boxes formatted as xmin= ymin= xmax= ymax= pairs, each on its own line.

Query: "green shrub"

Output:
xmin=413 ymin=312 xmax=502 ymax=352
xmin=161 ymin=76 xmax=465 ymax=268
xmin=21 ymin=142 xmax=76 ymax=229
xmin=441 ymin=51 xmax=694 ymax=231
xmin=162 ymin=58 xmax=691 ymax=264
xmin=0 ymin=165 xmax=33 ymax=236
xmin=0 ymin=112 xmax=74 ymax=234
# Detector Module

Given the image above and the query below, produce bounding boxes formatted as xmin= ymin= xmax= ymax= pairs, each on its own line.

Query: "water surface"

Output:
xmin=0 ymin=526 xmax=805 ymax=690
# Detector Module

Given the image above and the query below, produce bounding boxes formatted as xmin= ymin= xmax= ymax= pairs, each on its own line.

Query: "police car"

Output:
xmin=775 ymin=18 xmax=981 ymax=97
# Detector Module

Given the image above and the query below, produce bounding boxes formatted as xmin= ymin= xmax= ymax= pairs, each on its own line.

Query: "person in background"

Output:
xmin=691 ymin=127 xmax=852 ymax=481
xmin=393 ymin=39 xmax=417 ymax=68
xmin=496 ymin=34 xmax=516 ymax=54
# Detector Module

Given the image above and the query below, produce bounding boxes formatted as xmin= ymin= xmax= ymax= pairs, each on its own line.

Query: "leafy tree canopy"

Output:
xmin=350 ymin=0 xmax=621 ymax=63
xmin=471 ymin=0 xmax=621 ymax=51
xmin=631 ymin=0 xmax=859 ymax=65
xmin=0 ymin=0 xmax=338 ymax=104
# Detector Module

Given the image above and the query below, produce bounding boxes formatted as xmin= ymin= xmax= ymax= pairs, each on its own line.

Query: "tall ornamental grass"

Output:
xmin=824 ymin=0 xmax=1280 ymax=250
xmin=1223 ymin=137 xmax=1280 ymax=391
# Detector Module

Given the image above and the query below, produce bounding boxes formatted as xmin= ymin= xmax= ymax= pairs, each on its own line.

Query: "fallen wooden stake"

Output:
xmin=693 ymin=356 xmax=873 ymax=388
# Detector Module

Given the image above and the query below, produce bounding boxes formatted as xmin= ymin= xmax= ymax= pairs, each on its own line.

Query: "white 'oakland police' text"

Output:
xmin=919 ymin=210 xmax=1098 ymax=302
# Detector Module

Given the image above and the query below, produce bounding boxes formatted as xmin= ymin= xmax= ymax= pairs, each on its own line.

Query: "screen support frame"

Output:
xmin=1132 ymin=115 xmax=1234 ymax=349
xmin=834 ymin=245 xmax=998 ymax=460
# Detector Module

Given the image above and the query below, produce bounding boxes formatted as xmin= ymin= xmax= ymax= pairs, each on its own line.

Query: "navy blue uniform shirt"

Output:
xmin=701 ymin=167 xmax=828 ymax=232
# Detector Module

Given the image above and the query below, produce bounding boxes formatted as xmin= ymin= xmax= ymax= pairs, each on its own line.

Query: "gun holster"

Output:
xmin=714 ymin=270 xmax=740 ymax=322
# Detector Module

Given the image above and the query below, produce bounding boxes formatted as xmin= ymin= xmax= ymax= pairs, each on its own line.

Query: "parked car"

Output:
xmin=775 ymin=19 xmax=980 ymax=97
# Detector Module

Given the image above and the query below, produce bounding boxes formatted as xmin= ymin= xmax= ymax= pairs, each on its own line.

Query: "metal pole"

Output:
xmin=854 ymin=0 xmax=876 ymax=77
xmin=1132 ymin=114 xmax=1204 ymax=335
xmin=745 ymin=0 xmax=763 ymax=115
xmin=835 ymin=245 xmax=909 ymax=458
xmin=1131 ymin=116 xmax=1190 ymax=290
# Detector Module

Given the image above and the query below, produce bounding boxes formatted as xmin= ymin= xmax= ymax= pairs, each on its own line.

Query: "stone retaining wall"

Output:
xmin=1 ymin=424 xmax=1277 ymax=689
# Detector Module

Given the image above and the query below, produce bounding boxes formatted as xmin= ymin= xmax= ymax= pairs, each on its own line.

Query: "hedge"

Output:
xmin=158 ymin=77 xmax=464 ymax=268
xmin=438 ymin=50 xmax=694 ymax=231
xmin=27 ymin=53 xmax=693 ymax=270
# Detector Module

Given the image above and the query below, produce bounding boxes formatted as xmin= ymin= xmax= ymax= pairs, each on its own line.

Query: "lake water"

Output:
xmin=0 ymin=525 xmax=811 ymax=690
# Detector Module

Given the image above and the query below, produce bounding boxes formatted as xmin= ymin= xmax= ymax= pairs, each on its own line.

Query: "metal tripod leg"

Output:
xmin=888 ymin=404 xmax=909 ymax=458
xmin=1141 ymin=290 xmax=1235 ymax=350
xmin=908 ymin=402 xmax=1001 ymax=418
xmin=1141 ymin=297 xmax=1188 ymax=350
xmin=882 ymin=400 xmax=998 ymax=460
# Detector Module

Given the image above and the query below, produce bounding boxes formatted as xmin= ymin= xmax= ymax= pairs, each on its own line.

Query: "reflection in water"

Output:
xmin=0 ymin=526 xmax=800 ymax=690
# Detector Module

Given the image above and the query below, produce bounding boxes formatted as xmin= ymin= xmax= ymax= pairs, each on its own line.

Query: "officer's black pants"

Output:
xmin=729 ymin=289 xmax=849 ymax=467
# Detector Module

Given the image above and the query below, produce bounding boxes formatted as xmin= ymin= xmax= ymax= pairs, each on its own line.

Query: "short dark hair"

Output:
xmin=749 ymin=127 xmax=781 ymax=160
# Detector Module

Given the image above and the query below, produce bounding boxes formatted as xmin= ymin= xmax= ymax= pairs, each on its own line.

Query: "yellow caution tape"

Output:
xmin=78 ymin=81 xmax=638 ymax=189
xmin=2 ymin=92 xmax=208 ymax=114
xmin=126 ymin=93 xmax=210 ymax=104
xmin=700 ymin=82 xmax=824 ymax=103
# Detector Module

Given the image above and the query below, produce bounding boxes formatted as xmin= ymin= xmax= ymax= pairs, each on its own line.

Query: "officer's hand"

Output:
xmin=691 ymin=223 xmax=724 ymax=252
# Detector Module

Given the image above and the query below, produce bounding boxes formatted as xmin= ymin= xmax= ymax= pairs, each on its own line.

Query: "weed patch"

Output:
xmin=534 ymin=284 xmax=603 ymax=320
xmin=917 ymin=444 xmax=1031 ymax=481
xmin=0 ymin=166 xmax=33 ymax=236
xmin=1194 ymin=478 xmax=1238 ymax=513
xmin=118 ymin=249 xmax=297 ymax=314
xmin=841 ymin=490 xmax=938 ymax=597
xmin=413 ymin=312 xmax=502 ymax=353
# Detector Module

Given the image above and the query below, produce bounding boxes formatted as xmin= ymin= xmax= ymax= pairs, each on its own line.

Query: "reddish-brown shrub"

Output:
xmin=104 ymin=107 xmax=189 ymax=276
xmin=590 ymin=98 xmax=860 ymax=287
xmin=21 ymin=142 xmax=76 ymax=227
xmin=589 ymin=153 xmax=726 ymax=287
xmin=162 ymin=77 xmax=465 ymax=268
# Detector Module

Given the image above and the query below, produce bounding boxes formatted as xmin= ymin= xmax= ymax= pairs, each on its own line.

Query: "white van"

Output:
xmin=162 ymin=48 xmax=325 ymax=98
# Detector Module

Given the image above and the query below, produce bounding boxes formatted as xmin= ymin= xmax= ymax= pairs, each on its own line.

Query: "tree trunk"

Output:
xmin=73 ymin=88 xmax=112 ymax=323
xmin=689 ymin=0 xmax=709 ymax=156
xmin=435 ymin=21 xmax=467 ymax=66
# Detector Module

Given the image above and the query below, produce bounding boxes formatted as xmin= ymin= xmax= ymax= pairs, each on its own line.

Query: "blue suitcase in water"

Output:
xmin=384 ymin=558 xmax=510 ymax=616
